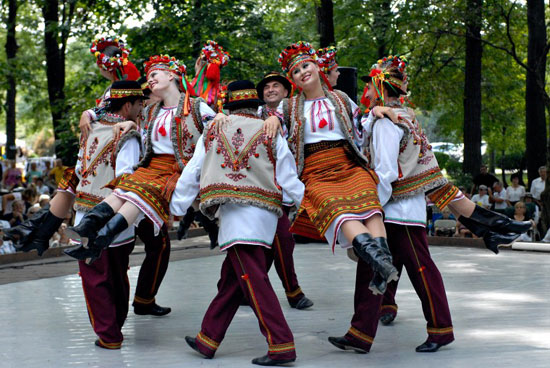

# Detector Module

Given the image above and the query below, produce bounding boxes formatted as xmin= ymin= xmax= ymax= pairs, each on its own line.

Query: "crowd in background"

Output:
xmin=432 ymin=164 xmax=547 ymax=243
xmin=0 ymin=157 xmax=72 ymax=254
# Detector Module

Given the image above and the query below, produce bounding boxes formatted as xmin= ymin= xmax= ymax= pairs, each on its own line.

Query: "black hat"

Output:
xmin=107 ymin=80 xmax=147 ymax=100
xmin=224 ymin=80 xmax=265 ymax=110
xmin=256 ymin=72 xmax=292 ymax=101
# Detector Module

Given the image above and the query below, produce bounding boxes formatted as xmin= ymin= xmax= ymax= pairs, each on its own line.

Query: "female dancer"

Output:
xmin=277 ymin=41 xmax=397 ymax=294
xmin=65 ymin=55 xmax=225 ymax=263
xmin=5 ymin=36 xmax=140 ymax=255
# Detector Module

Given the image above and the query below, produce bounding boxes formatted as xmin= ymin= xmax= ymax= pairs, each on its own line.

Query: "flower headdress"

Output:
xmin=361 ymin=54 xmax=408 ymax=108
xmin=192 ymin=40 xmax=231 ymax=110
xmin=90 ymin=36 xmax=139 ymax=81
xmin=144 ymin=55 xmax=196 ymax=115
xmin=317 ymin=46 xmax=338 ymax=74
xmin=278 ymin=41 xmax=318 ymax=77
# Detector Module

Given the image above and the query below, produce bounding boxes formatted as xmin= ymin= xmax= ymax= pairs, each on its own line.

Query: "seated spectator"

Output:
xmin=511 ymin=201 xmax=535 ymax=242
xmin=2 ymin=160 xmax=22 ymax=190
xmin=38 ymin=194 xmax=50 ymax=208
xmin=25 ymin=162 xmax=42 ymax=185
xmin=34 ymin=177 xmax=51 ymax=195
xmin=471 ymin=185 xmax=490 ymax=209
xmin=506 ymin=172 xmax=526 ymax=207
xmin=49 ymin=159 xmax=67 ymax=186
xmin=489 ymin=181 xmax=507 ymax=210
xmin=530 ymin=166 xmax=546 ymax=202
xmin=27 ymin=205 xmax=41 ymax=218
xmin=2 ymin=200 xmax=27 ymax=227
xmin=522 ymin=193 xmax=539 ymax=224
xmin=0 ymin=223 xmax=17 ymax=255
xmin=434 ymin=208 xmax=456 ymax=237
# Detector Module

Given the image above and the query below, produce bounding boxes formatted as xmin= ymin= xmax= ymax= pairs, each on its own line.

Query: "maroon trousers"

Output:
xmin=79 ymin=242 xmax=134 ymax=348
xmin=195 ymin=244 xmax=296 ymax=361
xmin=344 ymin=223 xmax=454 ymax=352
xmin=133 ymin=220 xmax=171 ymax=307
xmin=264 ymin=212 xmax=305 ymax=304
xmin=380 ymin=279 xmax=399 ymax=319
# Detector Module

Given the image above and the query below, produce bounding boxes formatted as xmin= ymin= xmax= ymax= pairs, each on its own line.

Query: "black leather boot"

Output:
xmin=87 ymin=214 xmax=129 ymax=264
xmin=352 ymin=234 xmax=398 ymax=288
xmin=177 ymin=207 xmax=196 ymax=240
xmin=13 ymin=209 xmax=63 ymax=256
xmin=468 ymin=205 xmax=532 ymax=234
xmin=65 ymin=202 xmax=115 ymax=246
xmin=369 ymin=271 xmax=388 ymax=295
xmin=4 ymin=206 xmax=50 ymax=245
xmin=197 ymin=212 xmax=219 ymax=249
xmin=458 ymin=216 xmax=521 ymax=254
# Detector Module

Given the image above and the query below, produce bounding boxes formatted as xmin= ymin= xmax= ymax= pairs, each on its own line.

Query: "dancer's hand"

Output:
xmin=263 ymin=116 xmax=282 ymax=139
xmin=113 ymin=120 xmax=137 ymax=137
xmin=212 ymin=113 xmax=231 ymax=133
xmin=79 ymin=111 xmax=92 ymax=135
xmin=372 ymin=106 xmax=399 ymax=124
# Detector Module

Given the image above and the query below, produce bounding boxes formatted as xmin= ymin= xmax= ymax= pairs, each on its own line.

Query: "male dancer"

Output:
xmin=256 ymin=71 xmax=313 ymax=309
xmin=72 ymin=80 xmax=144 ymax=349
xmin=171 ymin=80 xmax=304 ymax=366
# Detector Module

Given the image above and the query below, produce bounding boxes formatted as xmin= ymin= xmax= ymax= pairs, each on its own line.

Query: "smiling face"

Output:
xmin=290 ymin=61 xmax=321 ymax=90
xmin=147 ymin=70 xmax=173 ymax=94
xmin=263 ymin=80 xmax=288 ymax=106
xmin=365 ymin=81 xmax=377 ymax=109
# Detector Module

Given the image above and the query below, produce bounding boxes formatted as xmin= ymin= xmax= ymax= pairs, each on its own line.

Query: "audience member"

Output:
xmin=48 ymin=159 xmax=66 ymax=186
xmin=511 ymin=201 xmax=535 ymax=242
xmin=2 ymin=200 xmax=27 ymax=227
xmin=471 ymin=185 xmax=490 ymax=209
xmin=0 ymin=223 xmax=16 ymax=255
xmin=2 ymin=160 xmax=22 ymax=190
xmin=522 ymin=193 xmax=539 ymax=225
xmin=34 ymin=177 xmax=51 ymax=195
xmin=506 ymin=173 xmax=526 ymax=207
xmin=471 ymin=164 xmax=498 ymax=195
xmin=530 ymin=166 xmax=546 ymax=202
xmin=25 ymin=162 xmax=42 ymax=185
xmin=434 ymin=208 xmax=456 ymax=237
xmin=489 ymin=181 xmax=507 ymax=210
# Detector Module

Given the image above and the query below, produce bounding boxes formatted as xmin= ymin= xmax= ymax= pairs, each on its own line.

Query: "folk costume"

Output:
xmin=317 ymin=46 xmax=338 ymax=88
xmin=66 ymin=55 xmax=216 ymax=263
xmin=4 ymin=36 xmax=139 ymax=256
xmin=191 ymin=40 xmax=230 ymax=111
xmin=256 ymin=72 xmax=313 ymax=309
xmin=170 ymin=81 xmax=303 ymax=366
xmin=71 ymin=80 xmax=144 ymax=349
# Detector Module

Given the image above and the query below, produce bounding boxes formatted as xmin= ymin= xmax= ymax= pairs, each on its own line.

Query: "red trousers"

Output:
xmin=79 ymin=242 xmax=134 ymax=348
xmin=344 ymin=223 xmax=454 ymax=351
xmin=380 ymin=279 xmax=398 ymax=319
xmin=133 ymin=221 xmax=171 ymax=307
xmin=264 ymin=212 xmax=304 ymax=304
xmin=195 ymin=244 xmax=296 ymax=361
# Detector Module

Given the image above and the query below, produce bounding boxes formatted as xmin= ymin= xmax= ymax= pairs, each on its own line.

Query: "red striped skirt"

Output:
xmin=290 ymin=146 xmax=382 ymax=239
xmin=113 ymin=154 xmax=181 ymax=224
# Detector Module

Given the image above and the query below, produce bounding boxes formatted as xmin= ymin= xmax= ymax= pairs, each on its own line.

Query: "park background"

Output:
xmin=0 ymin=0 xmax=548 ymax=187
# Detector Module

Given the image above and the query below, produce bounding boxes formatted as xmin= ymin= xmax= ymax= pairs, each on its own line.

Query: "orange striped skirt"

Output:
xmin=113 ymin=154 xmax=181 ymax=224
xmin=290 ymin=146 xmax=382 ymax=239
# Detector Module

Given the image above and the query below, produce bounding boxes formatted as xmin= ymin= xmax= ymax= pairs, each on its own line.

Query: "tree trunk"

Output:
xmin=463 ymin=0 xmax=483 ymax=177
xmin=42 ymin=0 xmax=70 ymax=163
xmin=316 ymin=0 xmax=335 ymax=48
xmin=526 ymin=0 xmax=547 ymax=185
xmin=191 ymin=0 xmax=202 ymax=56
xmin=373 ymin=0 xmax=391 ymax=58
xmin=4 ymin=0 xmax=18 ymax=161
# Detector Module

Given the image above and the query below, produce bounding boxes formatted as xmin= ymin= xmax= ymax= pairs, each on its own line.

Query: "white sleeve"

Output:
xmin=372 ymin=118 xmax=404 ymax=207
xmin=169 ymin=135 xmax=206 ymax=216
xmin=275 ymin=134 xmax=305 ymax=208
xmin=199 ymin=101 xmax=216 ymax=127
xmin=115 ymin=138 xmax=140 ymax=177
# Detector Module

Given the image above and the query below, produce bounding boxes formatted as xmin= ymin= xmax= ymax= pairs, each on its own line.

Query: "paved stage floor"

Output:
xmin=1 ymin=243 xmax=550 ymax=368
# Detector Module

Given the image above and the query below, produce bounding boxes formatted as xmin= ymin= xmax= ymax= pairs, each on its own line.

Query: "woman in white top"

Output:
xmin=506 ymin=173 xmax=526 ymax=206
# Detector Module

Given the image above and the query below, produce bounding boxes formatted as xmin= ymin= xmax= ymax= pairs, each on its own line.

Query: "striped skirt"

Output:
xmin=112 ymin=154 xmax=181 ymax=230
xmin=290 ymin=146 xmax=382 ymax=247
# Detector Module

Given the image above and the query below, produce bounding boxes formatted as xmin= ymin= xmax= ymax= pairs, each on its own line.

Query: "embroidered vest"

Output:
xmin=74 ymin=113 xmax=140 ymax=212
xmin=367 ymin=107 xmax=447 ymax=199
xmin=138 ymin=93 xmax=205 ymax=171
xmin=284 ymin=88 xmax=368 ymax=176
xmin=199 ymin=114 xmax=283 ymax=219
